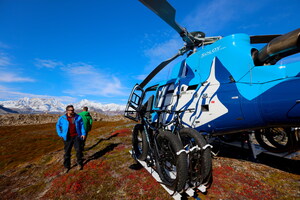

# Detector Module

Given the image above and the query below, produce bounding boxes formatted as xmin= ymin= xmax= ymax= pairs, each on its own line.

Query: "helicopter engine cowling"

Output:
xmin=254 ymin=28 xmax=300 ymax=65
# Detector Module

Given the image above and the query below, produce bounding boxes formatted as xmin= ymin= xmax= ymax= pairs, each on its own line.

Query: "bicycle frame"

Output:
xmin=139 ymin=112 xmax=165 ymax=166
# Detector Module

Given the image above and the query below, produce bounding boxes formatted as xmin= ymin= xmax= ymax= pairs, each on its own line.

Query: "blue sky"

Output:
xmin=0 ymin=0 xmax=299 ymax=104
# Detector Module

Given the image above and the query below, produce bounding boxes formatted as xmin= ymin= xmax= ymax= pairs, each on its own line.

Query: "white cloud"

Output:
xmin=142 ymin=36 xmax=182 ymax=73
xmin=0 ymin=51 xmax=35 ymax=83
xmin=183 ymin=0 xmax=237 ymax=34
xmin=35 ymin=58 xmax=64 ymax=68
xmin=0 ymin=53 xmax=11 ymax=66
xmin=0 ymin=85 xmax=9 ymax=91
xmin=182 ymin=0 xmax=273 ymax=36
xmin=51 ymin=96 xmax=77 ymax=104
xmin=33 ymin=58 xmax=128 ymax=98
xmin=62 ymin=62 xmax=95 ymax=74
xmin=101 ymin=77 xmax=125 ymax=96
xmin=144 ymin=38 xmax=182 ymax=59
xmin=0 ymin=72 xmax=35 ymax=82
xmin=135 ymin=74 xmax=147 ymax=80
xmin=140 ymin=35 xmax=183 ymax=86
xmin=0 ymin=86 xmax=76 ymax=103
xmin=61 ymin=62 xmax=127 ymax=97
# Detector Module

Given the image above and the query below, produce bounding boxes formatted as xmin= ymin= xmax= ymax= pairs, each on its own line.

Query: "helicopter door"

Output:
xmin=211 ymin=86 xmax=245 ymax=131
xmin=154 ymin=83 xmax=176 ymax=125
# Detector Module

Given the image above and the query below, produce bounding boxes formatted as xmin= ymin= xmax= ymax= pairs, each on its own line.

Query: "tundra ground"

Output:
xmin=0 ymin=119 xmax=299 ymax=199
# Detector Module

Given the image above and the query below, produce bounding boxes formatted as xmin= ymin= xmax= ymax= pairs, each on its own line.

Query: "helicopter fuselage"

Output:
xmin=150 ymin=33 xmax=300 ymax=135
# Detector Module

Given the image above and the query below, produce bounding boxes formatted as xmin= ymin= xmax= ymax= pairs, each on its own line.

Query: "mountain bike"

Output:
xmin=126 ymin=84 xmax=212 ymax=192
xmin=132 ymin=109 xmax=188 ymax=192
xmin=159 ymin=109 xmax=213 ymax=189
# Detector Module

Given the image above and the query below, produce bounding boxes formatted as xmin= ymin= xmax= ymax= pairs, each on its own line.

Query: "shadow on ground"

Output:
xmin=84 ymin=133 xmax=119 ymax=151
xmin=211 ymin=140 xmax=300 ymax=174
xmin=84 ymin=143 xmax=121 ymax=165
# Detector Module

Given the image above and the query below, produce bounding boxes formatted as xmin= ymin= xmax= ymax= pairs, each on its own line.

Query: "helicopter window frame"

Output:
xmin=154 ymin=83 xmax=175 ymax=108
xmin=179 ymin=61 xmax=188 ymax=78
xmin=142 ymin=85 xmax=158 ymax=105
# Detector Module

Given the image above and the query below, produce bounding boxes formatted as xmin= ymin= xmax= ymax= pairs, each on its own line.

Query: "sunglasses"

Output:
xmin=67 ymin=109 xmax=74 ymax=111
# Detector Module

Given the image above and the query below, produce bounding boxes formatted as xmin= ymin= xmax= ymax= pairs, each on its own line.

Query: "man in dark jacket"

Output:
xmin=78 ymin=107 xmax=93 ymax=149
xmin=56 ymin=105 xmax=86 ymax=172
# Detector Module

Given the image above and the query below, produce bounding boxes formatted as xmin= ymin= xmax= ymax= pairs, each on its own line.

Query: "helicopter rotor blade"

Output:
xmin=250 ymin=34 xmax=282 ymax=44
xmin=139 ymin=51 xmax=183 ymax=89
xmin=139 ymin=0 xmax=185 ymax=35
xmin=139 ymin=0 xmax=203 ymax=46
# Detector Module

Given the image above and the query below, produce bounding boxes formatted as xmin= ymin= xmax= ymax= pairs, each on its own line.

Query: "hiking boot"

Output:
xmin=65 ymin=167 xmax=70 ymax=173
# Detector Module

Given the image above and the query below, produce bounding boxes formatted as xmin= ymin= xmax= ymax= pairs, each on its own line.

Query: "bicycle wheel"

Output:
xmin=179 ymin=128 xmax=212 ymax=188
xmin=266 ymin=128 xmax=296 ymax=149
xmin=255 ymin=128 xmax=295 ymax=153
xmin=132 ymin=124 xmax=149 ymax=160
xmin=156 ymin=131 xmax=188 ymax=192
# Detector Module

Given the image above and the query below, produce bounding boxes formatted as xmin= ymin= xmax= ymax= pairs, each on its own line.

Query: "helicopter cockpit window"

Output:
xmin=155 ymin=83 xmax=175 ymax=108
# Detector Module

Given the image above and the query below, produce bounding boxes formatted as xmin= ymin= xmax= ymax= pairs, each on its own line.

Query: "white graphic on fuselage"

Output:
xmin=178 ymin=57 xmax=228 ymax=128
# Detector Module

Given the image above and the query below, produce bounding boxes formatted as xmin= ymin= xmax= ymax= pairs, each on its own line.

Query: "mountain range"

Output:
xmin=0 ymin=97 xmax=126 ymax=115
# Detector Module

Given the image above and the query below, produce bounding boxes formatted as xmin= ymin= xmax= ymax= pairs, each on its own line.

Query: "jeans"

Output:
xmin=63 ymin=136 xmax=83 ymax=168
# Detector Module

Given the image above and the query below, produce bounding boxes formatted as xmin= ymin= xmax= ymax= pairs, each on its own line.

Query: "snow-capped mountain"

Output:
xmin=0 ymin=97 xmax=65 ymax=113
xmin=0 ymin=97 xmax=125 ymax=114
xmin=73 ymin=99 xmax=125 ymax=113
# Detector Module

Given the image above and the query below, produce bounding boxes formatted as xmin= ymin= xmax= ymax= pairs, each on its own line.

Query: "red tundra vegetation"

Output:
xmin=0 ymin=117 xmax=299 ymax=199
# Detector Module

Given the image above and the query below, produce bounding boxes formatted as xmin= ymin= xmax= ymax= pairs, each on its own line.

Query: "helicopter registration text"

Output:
xmin=201 ymin=46 xmax=226 ymax=58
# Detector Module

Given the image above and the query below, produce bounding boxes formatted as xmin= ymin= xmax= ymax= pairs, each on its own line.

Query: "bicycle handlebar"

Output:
xmin=140 ymin=108 xmax=195 ymax=130
xmin=158 ymin=108 xmax=195 ymax=127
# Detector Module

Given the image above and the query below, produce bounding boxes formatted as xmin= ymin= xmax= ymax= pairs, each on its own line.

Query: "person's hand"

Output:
xmin=81 ymin=135 xmax=86 ymax=140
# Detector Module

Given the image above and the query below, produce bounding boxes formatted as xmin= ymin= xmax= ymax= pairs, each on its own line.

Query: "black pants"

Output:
xmin=63 ymin=136 xmax=83 ymax=168
xmin=82 ymin=132 xmax=88 ymax=149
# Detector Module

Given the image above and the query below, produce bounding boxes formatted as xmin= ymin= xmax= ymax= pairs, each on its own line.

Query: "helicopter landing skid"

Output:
xmin=129 ymin=150 xmax=205 ymax=200
xmin=219 ymin=133 xmax=300 ymax=160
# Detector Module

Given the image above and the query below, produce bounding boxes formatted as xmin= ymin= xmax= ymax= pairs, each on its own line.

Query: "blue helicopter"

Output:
xmin=125 ymin=0 xmax=300 ymax=193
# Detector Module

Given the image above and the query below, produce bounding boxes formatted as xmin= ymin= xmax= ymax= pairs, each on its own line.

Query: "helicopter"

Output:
xmin=125 ymin=0 xmax=300 ymax=194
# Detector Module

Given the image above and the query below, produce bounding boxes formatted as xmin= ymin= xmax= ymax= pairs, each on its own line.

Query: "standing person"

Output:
xmin=56 ymin=105 xmax=86 ymax=172
xmin=78 ymin=106 xmax=93 ymax=150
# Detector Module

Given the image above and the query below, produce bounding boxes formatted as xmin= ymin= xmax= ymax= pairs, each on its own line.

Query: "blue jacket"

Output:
xmin=56 ymin=114 xmax=86 ymax=141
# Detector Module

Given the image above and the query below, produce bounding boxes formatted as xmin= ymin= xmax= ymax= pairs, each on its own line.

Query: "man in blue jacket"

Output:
xmin=56 ymin=105 xmax=86 ymax=172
